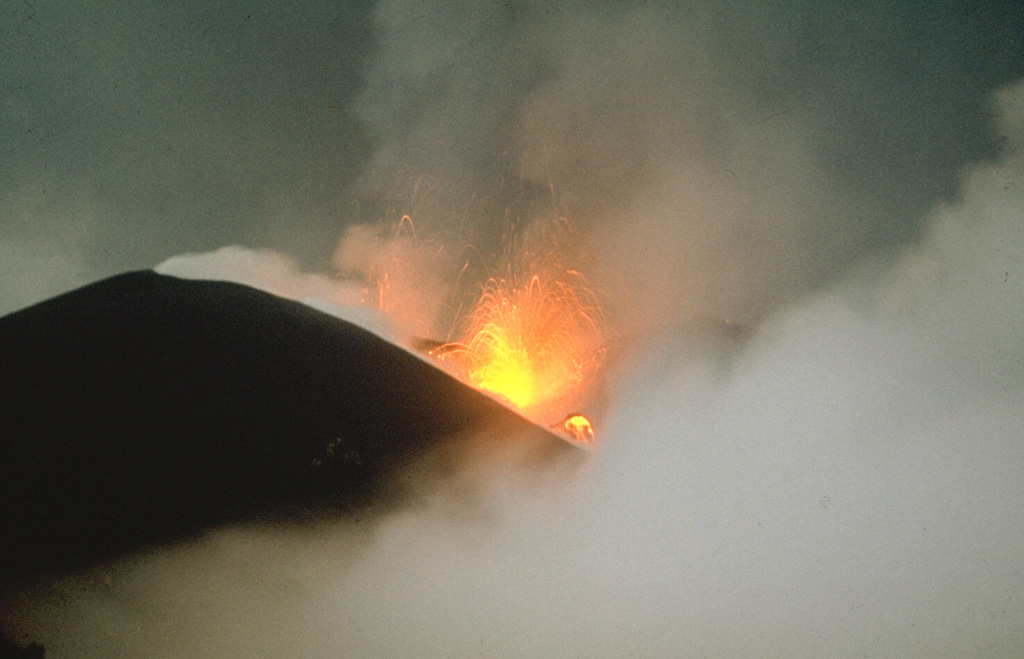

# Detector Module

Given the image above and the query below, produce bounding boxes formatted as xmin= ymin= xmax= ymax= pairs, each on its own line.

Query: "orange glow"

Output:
xmin=359 ymin=212 xmax=606 ymax=441
xmin=555 ymin=413 xmax=596 ymax=444
xmin=434 ymin=266 xmax=603 ymax=421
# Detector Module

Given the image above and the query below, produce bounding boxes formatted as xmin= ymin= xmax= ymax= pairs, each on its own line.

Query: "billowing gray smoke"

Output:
xmin=347 ymin=0 xmax=1023 ymax=333
xmin=2 ymin=1 xmax=1024 ymax=657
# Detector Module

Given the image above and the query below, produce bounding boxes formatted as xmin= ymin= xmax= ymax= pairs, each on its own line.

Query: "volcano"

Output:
xmin=0 ymin=271 xmax=574 ymax=584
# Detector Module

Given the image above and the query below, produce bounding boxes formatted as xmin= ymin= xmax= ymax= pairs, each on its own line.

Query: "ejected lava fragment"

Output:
xmin=0 ymin=271 xmax=573 ymax=583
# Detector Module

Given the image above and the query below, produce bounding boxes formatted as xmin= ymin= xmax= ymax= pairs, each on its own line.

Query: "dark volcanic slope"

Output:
xmin=0 ymin=271 xmax=570 ymax=581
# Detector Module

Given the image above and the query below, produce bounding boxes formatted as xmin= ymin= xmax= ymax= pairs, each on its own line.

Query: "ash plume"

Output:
xmin=347 ymin=0 xmax=1024 ymax=335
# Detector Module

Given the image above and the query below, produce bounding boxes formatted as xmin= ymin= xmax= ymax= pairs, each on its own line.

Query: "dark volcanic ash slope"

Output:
xmin=0 ymin=271 xmax=572 ymax=582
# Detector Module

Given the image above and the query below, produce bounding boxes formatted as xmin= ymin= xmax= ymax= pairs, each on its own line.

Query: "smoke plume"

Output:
xmin=2 ymin=1 xmax=1024 ymax=657
xmin=345 ymin=0 xmax=1023 ymax=335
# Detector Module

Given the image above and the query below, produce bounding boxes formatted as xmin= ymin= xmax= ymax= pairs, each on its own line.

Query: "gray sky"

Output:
xmin=1 ymin=0 xmax=376 ymax=313
xmin=2 ymin=1 xmax=1024 ymax=657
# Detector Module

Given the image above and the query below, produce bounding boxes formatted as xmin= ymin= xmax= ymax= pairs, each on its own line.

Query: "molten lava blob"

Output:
xmin=554 ymin=413 xmax=596 ymax=444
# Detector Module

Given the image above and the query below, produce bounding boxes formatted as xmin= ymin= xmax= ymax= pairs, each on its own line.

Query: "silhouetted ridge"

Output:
xmin=0 ymin=271 xmax=569 ymax=582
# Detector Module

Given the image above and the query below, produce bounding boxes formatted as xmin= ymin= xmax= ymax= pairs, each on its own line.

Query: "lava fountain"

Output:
xmin=428 ymin=224 xmax=607 ymax=443
xmin=354 ymin=216 xmax=608 ymax=443
xmin=433 ymin=271 xmax=603 ymax=422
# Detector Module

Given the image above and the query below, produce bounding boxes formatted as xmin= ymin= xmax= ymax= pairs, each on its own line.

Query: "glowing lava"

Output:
xmin=354 ymin=213 xmax=606 ymax=441
xmin=434 ymin=267 xmax=604 ymax=425
xmin=554 ymin=413 xmax=596 ymax=444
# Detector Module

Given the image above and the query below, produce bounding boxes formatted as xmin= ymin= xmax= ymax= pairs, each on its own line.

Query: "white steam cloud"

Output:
xmin=155 ymin=246 xmax=406 ymax=344
xmin=6 ymin=78 xmax=1024 ymax=659
xmin=3 ymin=1 xmax=1024 ymax=657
